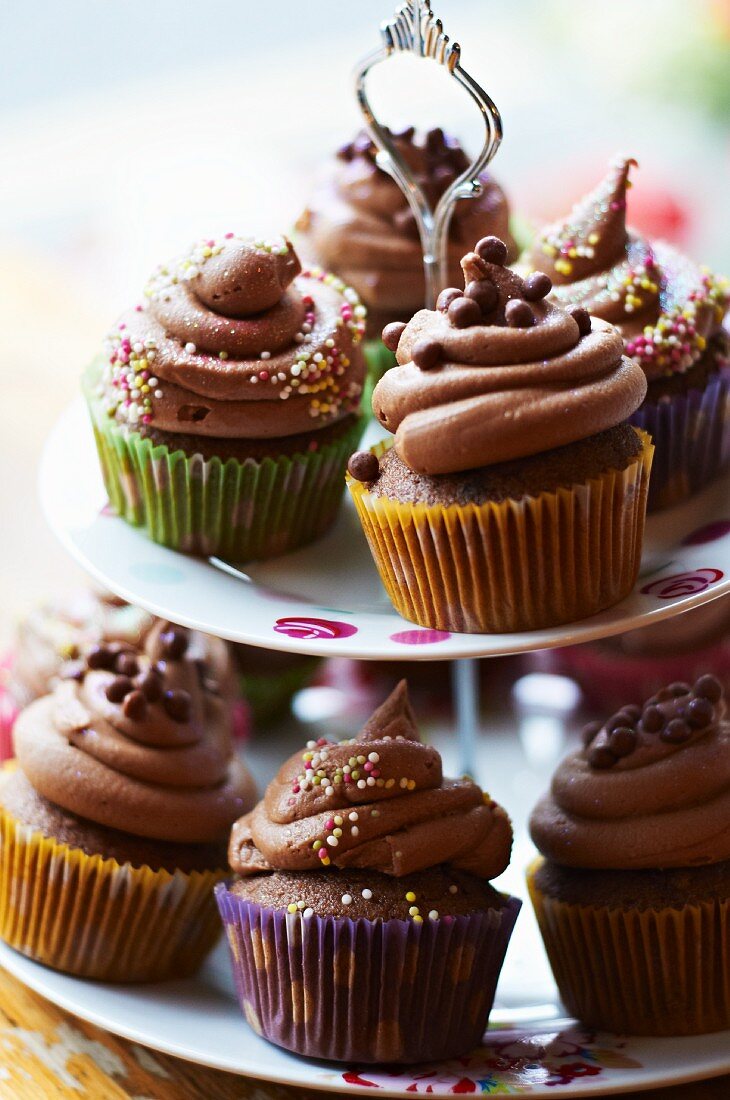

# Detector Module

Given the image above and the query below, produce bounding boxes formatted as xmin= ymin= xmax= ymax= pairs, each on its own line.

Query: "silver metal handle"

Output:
xmin=354 ymin=1 xmax=503 ymax=308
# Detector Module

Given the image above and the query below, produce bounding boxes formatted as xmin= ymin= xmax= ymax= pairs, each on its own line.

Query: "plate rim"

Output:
xmin=38 ymin=398 xmax=730 ymax=661
xmin=1 ymin=939 xmax=729 ymax=1097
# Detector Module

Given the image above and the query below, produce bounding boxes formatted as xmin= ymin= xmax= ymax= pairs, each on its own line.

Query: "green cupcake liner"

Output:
xmin=84 ymin=377 xmax=365 ymax=564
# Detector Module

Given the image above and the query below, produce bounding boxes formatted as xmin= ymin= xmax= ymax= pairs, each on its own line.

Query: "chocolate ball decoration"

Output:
xmin=686 ymin=696 xmax=715 ymax=728
xmin=465 ymin=279 xmax=498 ymax=315
xmin=122 ymin=690 xmax=148 ymax=721
xmin=569 ymin=307 xmax=592 ymax=337
xmin=475 ymin=236 xmax=507 ymax=265
xmin=348 ymin=451 xmax=380 ymax=483
xmin=608 ymin=726 xmax=637 ymax=757
xmin=640 ymin=704 xmax=664 ymax=733
xmin=106 ymin=676 xmax=134 ymax=704
xmin=694 ymin=674 xmax=722 ymax=702
xmin=160 ymin=627 xmax=189 ymax=661
xmin=448 ymin=296 xmax=482 ymax=328
xmin=587 ymin=743 xmax=616 ymax=769
xmin=436 ymin=287 xmax=463 ymax=312
xmin=382 ymin=322 xmax=406 ymax=352
xmin=523 ymin=272 xmax=552 ymax=301
xmin=505 ymin=299 xmax=534 ymax=328
xmin=661 ymin=718 xmax=692 ymax=744
xmin=163 ymin=689 xmax=192 ymax=723
xmin=411 ymin=339 xmax=442 ymax=370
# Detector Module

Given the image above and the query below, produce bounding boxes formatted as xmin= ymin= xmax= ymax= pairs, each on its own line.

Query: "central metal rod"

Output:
xmin=452 ymin=657 xmax=479 ymax=776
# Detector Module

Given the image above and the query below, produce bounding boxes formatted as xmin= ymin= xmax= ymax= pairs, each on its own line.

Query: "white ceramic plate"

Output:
xmin=40 ymin=399 xmax=730 ymax=660
xmin=2 ymin=937 xmax=728 ymax=1097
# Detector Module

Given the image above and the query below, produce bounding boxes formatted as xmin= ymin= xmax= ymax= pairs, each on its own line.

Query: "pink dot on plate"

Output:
xmin=682 ymin=521 xmax=730 ymax=546
xmin=274 ymin=617 xmax=358 ymax=640
xmin=641 ymin=568 xmax=724 ymax=599
xmin=390 ymin=629 xmax=451 ymax=645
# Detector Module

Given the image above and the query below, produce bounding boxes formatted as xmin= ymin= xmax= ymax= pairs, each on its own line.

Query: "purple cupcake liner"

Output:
xmin=215 ymin=884 xmax=520 ymax=1064
xmin=630 ymin=365 xmax=730 ymax=512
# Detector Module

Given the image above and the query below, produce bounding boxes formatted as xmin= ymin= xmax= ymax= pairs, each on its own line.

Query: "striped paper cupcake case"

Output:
xmin=347 ymin=431 xmax=653 ymax=634
xmin=84 ymin=373 xmax=365 ymax=563
xmin=630 ymin=364 xmax=730 ymax=512
xmin=216 ymin=885 xmax=520 ymax=1064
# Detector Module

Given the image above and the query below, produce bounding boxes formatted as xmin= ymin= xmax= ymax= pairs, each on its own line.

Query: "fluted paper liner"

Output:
xmin=630 ymin=366 xmax=729 ymax=511
xmin=527 ymin=859 xmax=730 ymax=1036
xmin=347 ymin=431 xmax=653 ymax=634
xmin=84 ymin=369 xmax=365 ymax=563
xmin=216 ymin=885 xmax=520 ymax=1064
xmin=0 ymin=803 xmax=225 ymax=981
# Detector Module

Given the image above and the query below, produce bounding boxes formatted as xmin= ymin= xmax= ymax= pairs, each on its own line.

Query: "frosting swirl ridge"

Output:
xmin=97 ymin=235 xmax=366 ymax=439
xmin=529 ymin=675 xmax=730 ymax=869
xmin=372 ymin=243 xmax=647 ymax=475
xmin=13 ymin=621 xmax=256 ymax=843
xmin=229 ymin=681 xmax=512 ymax=879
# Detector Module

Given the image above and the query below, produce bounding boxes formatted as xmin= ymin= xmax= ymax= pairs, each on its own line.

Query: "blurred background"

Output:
xmin=1 ymin=0 xmax=729 ymax=640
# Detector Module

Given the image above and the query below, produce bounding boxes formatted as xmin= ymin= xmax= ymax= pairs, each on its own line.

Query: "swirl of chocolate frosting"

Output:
xmin=524 ymin=157 xmax=729 ymax=381
xmin=529 ymin=674 xmax=730 ymax=870
xmin=97 ymin=235 xmax=366 ymax=439
xmin=372 ymin=238 xmax=647 ymax=475
xmin=295 ymin=128 xmax=517 ymax=335
xmin=13 ymin=621 xmax=256 ymax=843
xmin=229 ymin=681 xmax=512 ymax=880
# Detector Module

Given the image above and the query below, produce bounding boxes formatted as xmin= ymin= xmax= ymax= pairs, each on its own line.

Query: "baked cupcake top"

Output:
xmin=366 ymin=237 xmax=646 ymax=475
xmin=13 ymin=621 xmax=256 ymax=843
xmin=96 ymin=235 xmax=366 ymax=439
xmin=295 ymin=127 xmax=516 ymax=334
xmin=524 ymin=156 xmax=729 ymax=381
xmin=529 ymin=674 xmax=729 ymax=870
xmin=9 ymin=589 xmax=235 ymax=708
xmin=229 ymin=680 xmax=512 ymax=880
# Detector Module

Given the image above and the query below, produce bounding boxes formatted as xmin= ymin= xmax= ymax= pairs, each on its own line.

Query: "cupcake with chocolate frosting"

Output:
xmin=216 ymin=681 xmax=519 ymax=1063
xmin=0 ymin=588 xmax=239 ymax=759
xmin=528 ymin=673 xmax=730 ymax=1035
xmin=296 ymin=128 xmax=517 ymax=393
xmin=0 ymin=620 xmax=256 ymax=981
xmin=524 ymin=157 xmax=729 ymax=510
xmin=347 ymin=235 xmax=653 ymax=634
xmin=84 ymin=234 xmax=367 ymax=561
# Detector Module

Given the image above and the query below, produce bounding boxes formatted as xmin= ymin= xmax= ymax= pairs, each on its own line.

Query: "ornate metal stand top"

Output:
xmin=354 ymin=1 xmax=503 ymax=308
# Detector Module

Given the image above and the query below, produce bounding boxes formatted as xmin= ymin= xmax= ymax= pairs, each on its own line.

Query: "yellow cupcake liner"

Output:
xmin=0 ymin=803 xmax=225 ymax=982
xmin=347 ymin=431 xmax=653 ymax=633
xmin=527 ymin=858 xmax=730 ymax=1036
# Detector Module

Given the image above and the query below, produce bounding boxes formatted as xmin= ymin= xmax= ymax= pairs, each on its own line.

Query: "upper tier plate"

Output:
xmin=40 ymin=399 xmax=730 ymax=660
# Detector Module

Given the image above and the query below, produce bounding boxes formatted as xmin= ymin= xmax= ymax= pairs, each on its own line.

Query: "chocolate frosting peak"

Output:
xmin=296 ymin=127 xmax=517 ymax=335
xmin=13 ymin=620 xmax=256 ymax=843
xmin=229 ymin=682 xmax=512 ymax=880
xmin=530 ymin=674 xmax=730 ymax=870
xmin=525 ymin=157 xmax=728 ymax=380
xmin=372 ymin=238 xmax=647 ymax=475
xmin=97 ymin=234 xmax=366 ymax=439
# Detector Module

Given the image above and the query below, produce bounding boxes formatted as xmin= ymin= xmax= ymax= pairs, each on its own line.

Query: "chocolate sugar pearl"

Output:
xmin=160 ymin=627 xmax=188 ymax=660
xmin=382 ymin=321 xmax=406 ymax=352
xmin=695 ymin=674 xmax=722 ymax=702
xmin=568 ymin=306 xmax=592 ymax=336
xmin=448 ymin=296 xmax=482 ymax=328
xmin=86 ymin=645 xmax=114 ymax=671
xmin=475 ymin=235 xmax=507 ymax=265
xmin=106 ymin=676 xmax=133 ymax=703
xmin=115 ymin=653 xmax=139 ymax=678
xmin=465 ymin=279 xmax=498 ymax=314
xmin=436 ymin=287 xmax=462 ymax=312
xmin=412 ymin=339 xmax=442 ymax=370
xmin=661 ymin=718 xmax=692 ymax=744
xmin=137 ymin=669 xmax=163 ymax=702
xmin=523 ymin=271 xmax=552 ymax=301
xmin=164 ymin=689 xmax=192 ymax=723
xmin=505 ymin=299 xmax=534 ymax=328
xmin=122 ymin=690 xmax=147 ymax=721
xmin=348 ymin=451 xmax=380 ymax=483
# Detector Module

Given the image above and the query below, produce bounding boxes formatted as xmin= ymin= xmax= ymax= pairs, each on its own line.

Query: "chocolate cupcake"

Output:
xmin=528 ymin=674 xmax=730 ymax=1035
xmin=0 ymin=621 xmax=256 ymax=981
xmin=347 ymin=237 xmax=652 ymax=633
xmin=296 ymin=127 xmax=517 ymax=394
xmin=1 ymin=588 xmax=241 ymax=760
xmin=216 ymin=682 xmax=519 ymax=1063
xmin=84 ymin=234 xmax=367 ymax=561
xmin=524 ymin=157 xmax=729 ymax=510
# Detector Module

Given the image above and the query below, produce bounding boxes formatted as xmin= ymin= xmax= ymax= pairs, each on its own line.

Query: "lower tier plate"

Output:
xmin=39 ymin=399 xmax=730 ymax=660
xmin=1 ymin=937 xmax=728 ymax=1097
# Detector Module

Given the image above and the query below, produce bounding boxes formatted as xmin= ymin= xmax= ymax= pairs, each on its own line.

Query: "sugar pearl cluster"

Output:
xmin=625 ymin=271 xmax=728 ymax=376
xmin=582 ymin=674 xmax=722 ymax=770
xmin=103 ymin=327 xmax=161 ymax=426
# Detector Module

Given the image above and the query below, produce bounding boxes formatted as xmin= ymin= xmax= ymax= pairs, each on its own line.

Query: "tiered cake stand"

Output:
xmin=3 ymin=3 xmax=728 ymax=1094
